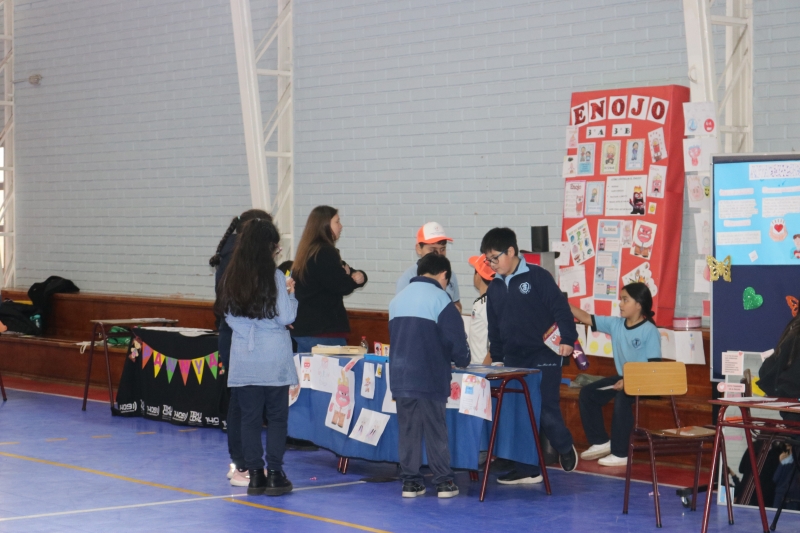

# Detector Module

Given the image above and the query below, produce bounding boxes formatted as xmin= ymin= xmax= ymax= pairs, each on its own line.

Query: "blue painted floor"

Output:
xmin=1 ymin=389 xmax=797 ymax=532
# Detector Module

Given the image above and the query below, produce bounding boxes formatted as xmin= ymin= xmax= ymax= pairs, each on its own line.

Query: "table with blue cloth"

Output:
xmin=288 ymin=355 xmax=545 ymax=500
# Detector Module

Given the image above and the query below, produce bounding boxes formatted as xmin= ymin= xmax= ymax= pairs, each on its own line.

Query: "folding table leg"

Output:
xmin=469 ymin=471 xmax=478 ymax=482
xmin=101 ymin=326 xmax=115 ymax=411
xmin=82 ymin=323 xmax=100 ymax=411
xmin=518 ymin=376 xmax=551 ymax=496
xmin=701 ymin=406 xmax=727 ymax=533
xmin=742 ymin=408 xmax=770 ymax=533
xmin=480 ymin=379 xmax=507 ymax=502
xmin=719 ymin=434 xmax=734 ymax=525
xmin=691 ymin=448 xmax=703 ymax=511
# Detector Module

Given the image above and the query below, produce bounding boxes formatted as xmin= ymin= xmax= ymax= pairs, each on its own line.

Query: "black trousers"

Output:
xmin=396 ymin=397 xmax=454 ymax=485
xmin=579 ymin=375 xmax=634 ymax=458
xmin=229 ymin=385 xmax=290 ymax=471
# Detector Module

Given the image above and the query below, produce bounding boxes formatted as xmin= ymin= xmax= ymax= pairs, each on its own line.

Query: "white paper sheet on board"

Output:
xmin=361 ymin=362 xmax=376 ymax=400
xmin=447 ymin=373 xmax=463 ymax=409
xmin=311 ymin=355 xmax=340 ymax=393
xmin=694 ymin=212 xmax=712 ymax=255
xmin=605 ymin=175 xmax=647 ymax=216
xmin=324 ymin=370 xmax=356 ymax=434
xmin=349 ymin=408 xmax=391 ymax=446
xmin=459 ymin=374 xmax=492 ymax=421
xmin=563 ymin=180 xmax=586 ymax=218
xmin=565 ymin=219 xmax=595 ymax=265
xmin=558 ymin=265 xmax=587 ymax=298
xmin=694 ymin=259 xmax=710 ymax=293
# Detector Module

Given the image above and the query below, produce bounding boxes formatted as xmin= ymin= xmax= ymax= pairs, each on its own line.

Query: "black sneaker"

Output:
xmin=436 ymin=481 xmax=459 ymax=498
xmin=559 ymin=445 xmax=579 ymax=472
xmin=401 ymin=481 xmax=426 ymax=498
xmin=496 ymin=470 xmax=543 ymax=485
xmin=247 ymin=468 xmax=267 ymax=495
xmin=264 ymin=470 xmax=293 ymax=496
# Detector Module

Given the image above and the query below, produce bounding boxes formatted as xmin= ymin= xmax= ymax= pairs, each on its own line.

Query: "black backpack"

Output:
xmin=0 ymin=300 xmax=42 ymax=335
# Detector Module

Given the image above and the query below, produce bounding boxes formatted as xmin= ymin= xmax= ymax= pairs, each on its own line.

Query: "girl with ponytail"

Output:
xmin=569 ymin=282 xmax=661 ymax=467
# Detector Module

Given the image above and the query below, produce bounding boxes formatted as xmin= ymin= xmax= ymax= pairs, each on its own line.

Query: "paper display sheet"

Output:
xmin=458 ymin=374 xmax=492 ymax=421
xmin=558 ymin=265 xmax=587 ymax=298
xmin=693 ymin=259 xmax=710 ymax=293
xmin=565 ymin=219 xmax=595 ymax=265
xmin=563 ymin=180 xmax=586 ymax=218
xmin=324 ymin=370 xmax=356 ymax=434
xmin=360 ymin=362 xmax=376 ymax=399
xmin=577 ymin=143 xmax=595 ymax=176
xmin=446 ymin=373 xmax=463 ymax=409
xmin=593 ymin=220 xmax=622 ymax=300
xmin=349 ymin=408 xmax=391 ymax=446
xmin=585 ymin=181 xmax=605 ymax=215
xmin=311 ymin=355 xmax=339 ymax=393
xmin=605 ymin=175 xmax=647 ymax=216
xmin=714 ymin=158 xmax=800 ymax=265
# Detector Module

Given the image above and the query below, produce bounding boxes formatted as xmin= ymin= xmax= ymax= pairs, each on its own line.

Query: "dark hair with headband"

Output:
xmin=621 ymin=282 xmax=655 ymax=324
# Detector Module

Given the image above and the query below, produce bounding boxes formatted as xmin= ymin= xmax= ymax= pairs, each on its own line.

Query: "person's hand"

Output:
xmin=342 ymin=262 xmax=351 ymax=275
xmin=351 ymin=271 xmax=365 ymax=285
xmin=612 ymin=379 xmax=624 ymax=391
xmin=481 ymin=353 xmax=492 ymax=365
xmin=286 ymin=277 xmax=296 ymax=294
xmin=559 ymin=344 xmax=574 ymax=357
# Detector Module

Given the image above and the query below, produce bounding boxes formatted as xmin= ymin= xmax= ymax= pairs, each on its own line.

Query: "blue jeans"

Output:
xmin=293 ymin=336 xmax=346 ymax=353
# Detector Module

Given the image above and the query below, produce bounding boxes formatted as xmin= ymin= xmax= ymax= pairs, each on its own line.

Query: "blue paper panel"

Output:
xmin=288 ymin=358 xmax=542 ymax=470
xmin=710 ymin=265 xmax=800 ymax=380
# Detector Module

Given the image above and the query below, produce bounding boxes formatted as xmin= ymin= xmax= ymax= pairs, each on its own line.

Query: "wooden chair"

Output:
xmin=622 ymin=361 xmax=730 ymax=528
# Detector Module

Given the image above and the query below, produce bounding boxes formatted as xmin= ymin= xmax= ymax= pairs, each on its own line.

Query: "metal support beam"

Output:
xmin=683 ymin=0 xmax=753 ymax=153
xmin=230 ymin=0 xmax=294 ymax=260
xmin=0 ymin=0 xmax=13 ymax=288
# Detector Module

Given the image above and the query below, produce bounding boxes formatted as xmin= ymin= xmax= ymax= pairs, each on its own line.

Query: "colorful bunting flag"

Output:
xmin=191 ymin=357 xmax=205 ymax=385
xmin=206 ymin=352 xmax=219 ymax=379
xmin=153 ymin=351 xmax=164 ymax=378
xmin=179 ymin=359 xmax=191 ymax=386
xmin=141 ymin=344 xmax=153 ymax=369
xmin=165 ymin=357 xmax=177 ymax=383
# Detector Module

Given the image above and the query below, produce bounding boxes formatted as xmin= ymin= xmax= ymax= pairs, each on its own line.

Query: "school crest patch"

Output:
xmin=519 ymin=282 xmax=531 ymax=295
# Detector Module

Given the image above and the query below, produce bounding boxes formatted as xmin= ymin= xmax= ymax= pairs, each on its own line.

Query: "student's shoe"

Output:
xmin=436 ymin=481 xmax=459 ymax=498
xmin=560 ymin=445 xmax=579 ymax=472
xmin=496 ymin=470 xmax=543 ymax=485
xmin=230 ymin=468 xmax=250 ymax=487
xmin=227 ymin=463 xmax=236 ymax=479
xmin=598 ymin=454 xmax=628 ymax=467
xmin=247 ymin=469 xmax=267 ymax=496
xmin=580 ymin=442 xmax=611 ymax=461
xmin=401 ymin=481 xmax=426 ymax=498
xmin=264 ymin=470 xmax=293 ymax=496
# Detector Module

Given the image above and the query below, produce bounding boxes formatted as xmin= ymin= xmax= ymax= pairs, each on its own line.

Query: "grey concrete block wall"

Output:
xmin=11 ymin=0 xmax=800 ymax=313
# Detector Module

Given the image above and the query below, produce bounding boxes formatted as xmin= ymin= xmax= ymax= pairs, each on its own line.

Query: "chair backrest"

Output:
xmin=623 ymin=362 xmax=687 ymax=396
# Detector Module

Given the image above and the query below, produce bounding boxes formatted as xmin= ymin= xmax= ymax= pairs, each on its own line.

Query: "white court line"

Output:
xmin=567 ymin=467 xmax=685 ymax=489
xmin=0 ymin=481 xmax=366 ymax=522
xmin=6 ymin=387 xmax=105 ymax=403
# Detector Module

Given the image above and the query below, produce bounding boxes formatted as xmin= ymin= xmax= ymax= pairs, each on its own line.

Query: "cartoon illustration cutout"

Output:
xmin=631 ymin=221 xmax=656 ymax=258
xmin=325 ymin=370 xmax=356 ymax=434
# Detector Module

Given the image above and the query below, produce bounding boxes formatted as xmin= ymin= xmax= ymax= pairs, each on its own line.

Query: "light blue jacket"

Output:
xmin=226 ymin=269 xmax=299 ymax=387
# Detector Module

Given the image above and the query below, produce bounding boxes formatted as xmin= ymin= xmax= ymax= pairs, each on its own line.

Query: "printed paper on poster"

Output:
xmin=625 ymin=139 xmax=645 ymax=171
xmin=584 ymin=181 xmax=605 ymax=215
xmin=559 ymin=264 xmax=587 ymax=298
xmin=648 ymin=127 xmax=668 ymax=163
xmin=601 ymin=140 xmax=621 ymax=174
xmin=577 ymin=142 xmax=595 ymax=176
xmin=563 ymin=180 xmax=586 ymax=218
xmin=648 ymin=165 xmax=667 ymax=199
xmin=605 ymin=175 xmax=648 ymax=216
xmin=565 ymin=219 xmax=595 ymax=265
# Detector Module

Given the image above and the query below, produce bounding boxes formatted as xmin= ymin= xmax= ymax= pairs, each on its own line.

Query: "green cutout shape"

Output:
xmin=743 ymin=287 xmax=764 ymax=311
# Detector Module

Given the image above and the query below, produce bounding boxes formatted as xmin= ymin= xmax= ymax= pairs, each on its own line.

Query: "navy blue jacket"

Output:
xmin=486 ymin=260 xmax=577 ymax=368
xmin=388 ymin=276 xmax=471 ymax=401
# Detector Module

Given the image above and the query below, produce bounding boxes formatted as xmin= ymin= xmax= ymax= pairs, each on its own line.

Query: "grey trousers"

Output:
xmin=396 ymin=397 xmax=454 ymax=485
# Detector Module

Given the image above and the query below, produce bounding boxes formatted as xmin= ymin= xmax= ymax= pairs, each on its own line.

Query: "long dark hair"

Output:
xmin=622 ymin=282 xmax=655 ymax=324
xmin=214 ymin=218 xmax=281 ymax=319
xmin=209 ymin=209 xmax=272 ymax=267
xmin=774 ymin=313 xmax=800 ymax=364
xmin=292 ymin=205 xmax=339 ymax=282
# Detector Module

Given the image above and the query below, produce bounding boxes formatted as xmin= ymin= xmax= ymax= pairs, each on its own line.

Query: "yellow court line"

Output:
xmin=226 ymin=498 xmax=391 ymax=533
xmin=45 ymin=438 xmax=68 ymax=442
xmin=178 ymin=428 xmax=197 ymax=433
xmin=0 ymin=442 xmax=19 ymax=445
xmin=0 ymin=451 xmax=392 ymax=532
xmin=91 ymin=435 xmax=112 ymax=439
xmin=137 ymin=432 xmax=156 ymax=435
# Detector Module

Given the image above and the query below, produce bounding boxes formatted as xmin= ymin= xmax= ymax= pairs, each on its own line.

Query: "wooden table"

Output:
xmin=81 ymin=318 xmax=178 ymax=411
xmin=701 ymin=398 xmax=800 ymax=533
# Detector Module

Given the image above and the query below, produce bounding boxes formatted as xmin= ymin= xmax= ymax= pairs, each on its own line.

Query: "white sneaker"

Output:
xmin=230 ymin=468 xmax=251 ymax=487
xmin=598 ymin=454 xmax=628 ymax=467
xmin=227 ymin=463 xmax=236 ymax=479
xmin=580 ymin=442 xmax=611 ymax=461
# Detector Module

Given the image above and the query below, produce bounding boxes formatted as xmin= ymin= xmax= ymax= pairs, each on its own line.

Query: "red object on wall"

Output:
xmin=560 ymin=85 xmax=689 ymax=327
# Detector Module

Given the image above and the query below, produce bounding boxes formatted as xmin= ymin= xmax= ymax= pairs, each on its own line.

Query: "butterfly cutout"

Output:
xmin=787 ymin=296 xmax=799 ymax=317
xmin=706 ymin=255 xmax=732 ymax=282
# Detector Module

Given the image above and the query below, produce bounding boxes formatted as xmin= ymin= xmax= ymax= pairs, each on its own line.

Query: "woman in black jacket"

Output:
xmin=759 ymin=312 xmax=800 ymax=421
xmin=291 ymin=206 xmax=367 ymax=353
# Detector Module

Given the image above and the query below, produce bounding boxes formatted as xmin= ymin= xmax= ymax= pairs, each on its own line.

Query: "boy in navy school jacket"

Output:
xmin=480 ymin=227 xmax=579 ymax=485
xmin=389 ymin=253 xmax=471 ymax=499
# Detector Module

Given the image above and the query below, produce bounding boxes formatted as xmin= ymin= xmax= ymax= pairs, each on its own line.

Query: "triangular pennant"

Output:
xmin=153 ymin=351 xmax=164 ymax=378
xmin=206 ymin=352 xmax=218 ymax=379
xmin=191 ymin=357 xmax=205 ymax=385
xmin=179 ymin=360 xmax=191 ymax=386
xmin=165 ymin=357 xmax=177 ymax=383
xmin=141 ymin=344 xmax=153 ymax=369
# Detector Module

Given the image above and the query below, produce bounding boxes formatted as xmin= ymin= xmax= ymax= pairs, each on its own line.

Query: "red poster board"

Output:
xmin=559 ymin=85 xmax=689 ymax=327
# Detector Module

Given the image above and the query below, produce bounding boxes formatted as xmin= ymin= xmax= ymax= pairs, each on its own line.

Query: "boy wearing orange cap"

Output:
xmin=396 ymin=222 xmax=461 ymax=312
xmin=468 ymin=255 xmax=494 ymax=365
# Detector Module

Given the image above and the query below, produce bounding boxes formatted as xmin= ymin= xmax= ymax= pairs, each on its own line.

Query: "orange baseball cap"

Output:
xmin=416 ymin=222 xmax=453 ymax=244
xmin=469 ymin=255 xmax=496 ymax=281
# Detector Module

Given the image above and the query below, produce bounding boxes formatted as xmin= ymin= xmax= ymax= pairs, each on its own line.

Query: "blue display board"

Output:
xmin=711 ymin=154 xmax=800 ymax=380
